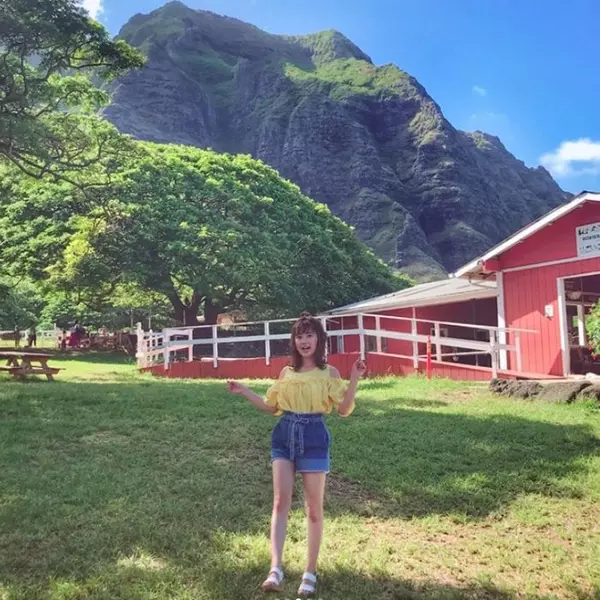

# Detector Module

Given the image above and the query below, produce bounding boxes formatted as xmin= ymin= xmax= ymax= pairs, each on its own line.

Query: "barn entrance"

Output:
xmin=562 ymin=273 xmax=600 ymax=375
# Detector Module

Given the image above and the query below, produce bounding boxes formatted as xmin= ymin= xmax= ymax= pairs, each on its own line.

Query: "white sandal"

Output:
xmin=297 ymin=571 xmax=317 ymax=597
xmin=261 ymin=566 xmax=284 ymax=592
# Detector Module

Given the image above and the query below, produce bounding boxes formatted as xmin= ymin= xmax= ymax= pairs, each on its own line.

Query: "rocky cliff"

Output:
xmin=104 ymin=1 xmax=568 ymax=281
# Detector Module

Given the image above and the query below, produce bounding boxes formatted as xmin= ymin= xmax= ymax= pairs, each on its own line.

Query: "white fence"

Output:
xmin=0 ymin=328 xmax=59 ymax=346
xmin=136 ymin=313 xmax=535 ymax=378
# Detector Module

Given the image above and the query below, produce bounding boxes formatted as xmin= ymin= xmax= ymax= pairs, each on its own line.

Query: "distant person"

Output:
xmin=27 ymin=324 xmax=37 ymax=348
xmin=70 ymin=320 xmax=84 ymax=348
xmin=227 ymin=312 xmax=366 ymax=597
xmin=13 ymin=325 xmax=21 ymax=348
xmin=60 ymin=329 xmax=68 ymax=351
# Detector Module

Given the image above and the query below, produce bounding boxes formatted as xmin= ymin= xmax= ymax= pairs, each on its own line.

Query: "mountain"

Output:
xmin=103 ymin=1 xmax=568 ymax=281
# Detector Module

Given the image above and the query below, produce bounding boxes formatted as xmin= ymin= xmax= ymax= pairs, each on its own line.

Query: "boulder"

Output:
xmin=577 ymin=384 xmax=600 ymax=403
xmin=536 ymin=381 xmax=592 ymax=404
xmin=489 ymin=378 xmax=542 ymax=399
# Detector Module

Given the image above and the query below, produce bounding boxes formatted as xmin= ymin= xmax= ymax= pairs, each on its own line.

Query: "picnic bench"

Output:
xmin=0 ymin=351 xmax=63 ymax=381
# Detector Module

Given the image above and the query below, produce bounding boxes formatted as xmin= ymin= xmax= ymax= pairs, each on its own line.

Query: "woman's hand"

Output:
xmin=351 ymin=359 xmax=367 ymax=379
xmin=227 ymin=380 xmax=247 ymax=395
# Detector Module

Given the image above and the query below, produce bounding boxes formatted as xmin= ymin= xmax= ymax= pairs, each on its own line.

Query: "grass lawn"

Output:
xmin=1 ymin=353 xmax=599 ymax=600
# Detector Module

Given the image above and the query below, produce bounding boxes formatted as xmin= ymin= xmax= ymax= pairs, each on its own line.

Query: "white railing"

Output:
xmin=136 ymin=313 xmax=535 ymax=378
xmin=0 ymin=328 xmax=60 ymax=346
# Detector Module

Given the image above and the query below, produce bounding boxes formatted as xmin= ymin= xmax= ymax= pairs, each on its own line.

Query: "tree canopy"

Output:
xmin=0 ymin=0 xmax=144 ymax=180
xmin=1 ymin=143 xmax=410 ymax=326
xmin=0 ymin=1 xmax=410 ymax=331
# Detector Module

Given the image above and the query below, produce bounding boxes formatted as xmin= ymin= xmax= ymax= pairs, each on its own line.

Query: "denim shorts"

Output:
xmin=271 ymin=412 xmax=331 ymax=473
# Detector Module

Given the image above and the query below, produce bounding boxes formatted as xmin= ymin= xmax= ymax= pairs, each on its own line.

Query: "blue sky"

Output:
xmin=82 ymin=0 xmax=600 ymax=194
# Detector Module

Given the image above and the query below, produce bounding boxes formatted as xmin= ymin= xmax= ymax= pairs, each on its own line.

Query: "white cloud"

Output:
xmin=472 ymin=85 xmax=487 ymax=97
xmin=540 ymin=138 xmax=600 ymax=177
xmin=81 ymin=0 xmax=103 ymax=20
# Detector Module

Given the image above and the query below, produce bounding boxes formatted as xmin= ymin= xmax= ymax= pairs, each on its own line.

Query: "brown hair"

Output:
xmin=289 ymin=311 xmax=327 ymax=371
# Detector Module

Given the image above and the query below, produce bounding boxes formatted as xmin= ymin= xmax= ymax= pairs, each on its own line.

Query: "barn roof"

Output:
xmin=453 ymin=191 xmax=600 ymax=279
xmin=325 ymin=277 xmax=497 ymax=316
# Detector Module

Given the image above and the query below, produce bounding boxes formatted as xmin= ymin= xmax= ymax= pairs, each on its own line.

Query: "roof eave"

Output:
xmin=324 ymin=287 xmax=497 ymax=316
xmin=452 ymin=191 xmax=600 ymax=279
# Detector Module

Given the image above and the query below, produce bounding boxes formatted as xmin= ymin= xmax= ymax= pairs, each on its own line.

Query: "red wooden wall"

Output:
xmin=500 ymin=201 xmax=600 ymax=270
xmin=336 ymin=299 xmax=497 ymax=359
xmin=504 ymin=259 xmax=600 ymax=376
xmin=143 ymin=351 xmax=512 ymax=382
xmin=497 ymin=199 xmax=600 ymax=376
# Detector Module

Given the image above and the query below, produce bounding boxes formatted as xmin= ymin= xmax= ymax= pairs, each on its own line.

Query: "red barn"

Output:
xmin=326 ymin=191 xmax=600 ymax=380
xmin=139 ymin=191 xmax=600 ymax=382
xmin=453 ymin=190 xmax=600 ymax=377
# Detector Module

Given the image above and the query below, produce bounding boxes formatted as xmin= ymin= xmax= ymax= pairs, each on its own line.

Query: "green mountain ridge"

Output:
xmin=104 ymin=1 xmax=568 ymax=281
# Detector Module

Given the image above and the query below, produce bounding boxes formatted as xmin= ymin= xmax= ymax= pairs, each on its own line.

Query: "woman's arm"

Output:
xmin=227 ymin=380 xmax=279 ymax=414
xmin=331 ymin=360 xmax=366 ymax=416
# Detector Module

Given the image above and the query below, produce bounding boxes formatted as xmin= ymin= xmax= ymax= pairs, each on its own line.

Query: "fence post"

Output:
xmin=136 ymin=322 xmax=144 ymax=368
xmin=148 ymin=329 xmax=154 ymax=369
xmin=212 ymin=325 xmax=218 ymax=368
xmin=490 ymin=330 xmax=498 ymax=378
xmin=188 ymin=329 xmax=194 ymax=363
xmin=426 ymin=334 xmax=432 ymax=380
xmin=321 ymin=317 xmax=329 ymax=357
xmin=163 ymin=328 xmax=170 ymax=371
xmin=515 ymin=331 xmax=522 ymax=373
xmin=411 ymin=309 xmax=418 ymax=369
xmin=265 ymin=321 xmax=271 ymax=365
xmin=375 ymin=315 xmax=382 ymax=353
xmin=358 ymin=313 xmax=366 ymax=360
xmin=434 ymin=322 xmax=442 ymax=362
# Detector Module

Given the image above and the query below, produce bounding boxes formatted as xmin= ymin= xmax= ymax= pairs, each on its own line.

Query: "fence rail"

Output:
xmin=137 ymin=312 xmax=533 ymax=378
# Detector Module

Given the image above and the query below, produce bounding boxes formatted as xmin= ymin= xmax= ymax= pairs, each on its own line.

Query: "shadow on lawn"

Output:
xmin=325 ymin=396 xmax=600 ymax=518
xmin=3 ymin=555 xmax=599 ymax=600
xmin=202 ymin=563 xmax=600 ymax=600
xmin=0 ymin=376 xmax=598 ymax=595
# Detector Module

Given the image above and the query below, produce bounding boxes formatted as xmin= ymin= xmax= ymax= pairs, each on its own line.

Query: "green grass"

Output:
xmin=1 ymin=355 xmax=599 ymax=599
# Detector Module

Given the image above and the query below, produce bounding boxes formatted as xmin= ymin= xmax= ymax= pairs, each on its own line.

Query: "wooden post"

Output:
xmin=515 ymin=331 xmax=522 ymax=373
xmin=148 ymin=329 xmax=154 ymax=368
xmin=321 ymin=317 xmax=329 ymax=357
xmin=375 ymin=315 xmax=382 ymax=353
xmin=490 ymin=330 xmax=498 ymax=378
xmin=265 ymin=321 xmax=271 ymax=366
xmin=136 ymin=322 xmax=144 ymax=368
xmin=212 ymin=325 xmax=218 ymax=368
xmin=426 ymin=334 xmax=432 ymax=379
xmin=434 ymin=322 xmax=442 ymax=362
xmin=577 ymin=304 xmax=586 ymax=347
xmin=358 ymin=313 xmax=366 ymax=360
xmin=188 ymin=329 xmax=194 ymax=363
xmin=411 ymin=308 xmax=418 ymax=369
xmin=497 ymin=271 xmax=508 ymax=370
xmin=163 ymin=328 xmax=170 ymax=371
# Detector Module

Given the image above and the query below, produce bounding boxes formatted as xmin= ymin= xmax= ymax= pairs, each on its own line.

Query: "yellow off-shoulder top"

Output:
xmin=265 ymin=366 xmax=352 ymax=417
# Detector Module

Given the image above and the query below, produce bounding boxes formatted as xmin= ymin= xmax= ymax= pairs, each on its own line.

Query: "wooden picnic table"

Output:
xmin=0 ymin=351 xmax=63 ymax=381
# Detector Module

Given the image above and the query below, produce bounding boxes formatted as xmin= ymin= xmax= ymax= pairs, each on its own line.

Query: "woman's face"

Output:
xmin=295 ymin=330 xmax=318 ymax=359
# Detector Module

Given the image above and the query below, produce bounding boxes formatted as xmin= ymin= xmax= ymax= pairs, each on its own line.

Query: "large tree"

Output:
xmin=0 ymin=0 xmax=144 ymax=181
xmin=1 ymin=143 xmax=410 ymax=325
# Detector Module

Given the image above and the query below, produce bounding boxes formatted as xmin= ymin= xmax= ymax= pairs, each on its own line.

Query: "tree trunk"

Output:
xmin=203 ymin=298 xmax=220 ymax=325
xmin=168 ymin=291 xmax=202 ymax=327
xmin=167 ymin=291 xmax=222 ymax=357
xmin=193 ymin=298 xmax=221 ymax=355
xmin=182 ymin=304 xmax=201 ymax=327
